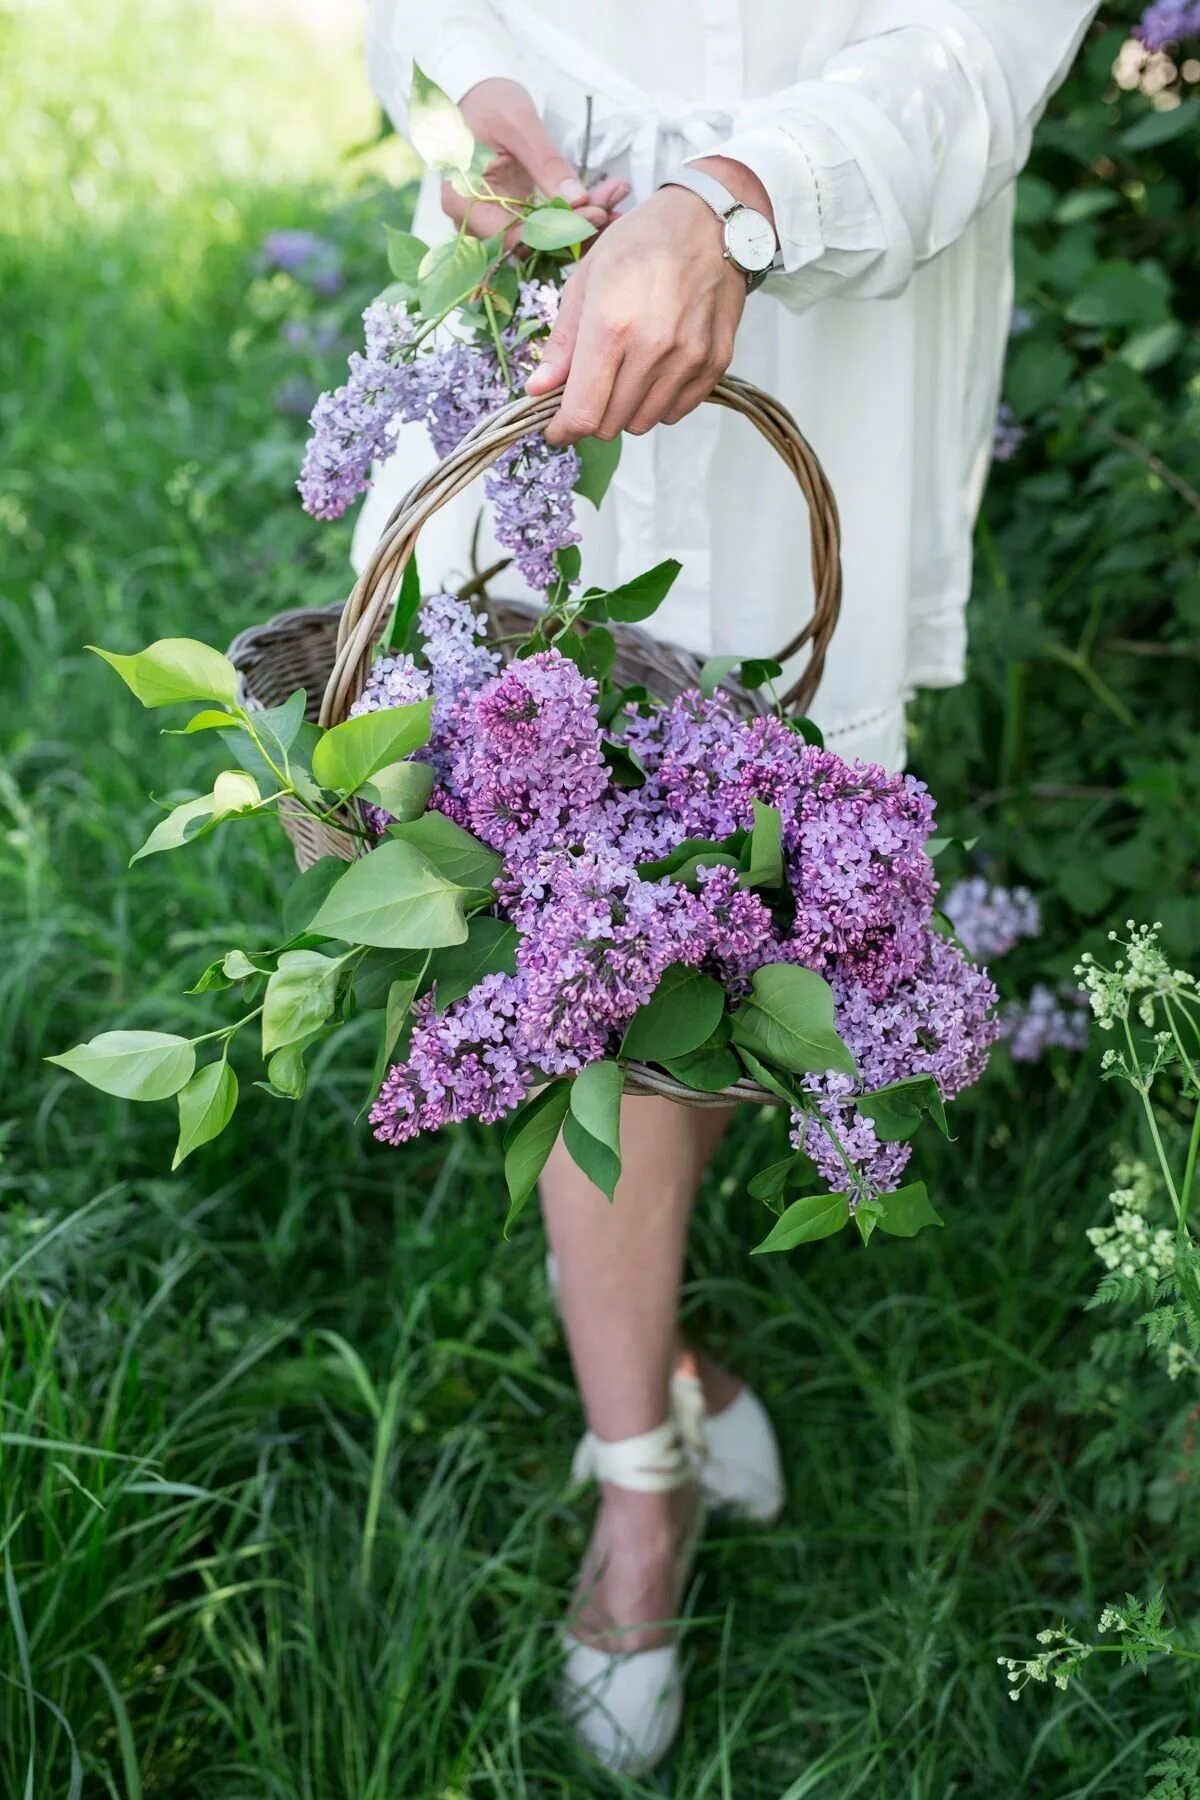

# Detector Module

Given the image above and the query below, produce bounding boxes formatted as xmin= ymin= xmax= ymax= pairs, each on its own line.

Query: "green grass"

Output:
xmin=2 ymin=3 xmax=1197 ymax=1794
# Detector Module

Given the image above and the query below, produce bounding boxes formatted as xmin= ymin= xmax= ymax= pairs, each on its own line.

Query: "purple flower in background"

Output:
xmin=999 ymin=983 xmax=1090 ymax=1062
xmin=262 ymin=228 xmax=344 ymax=296
xmin=274 ymin=374 xmax=319 ymax=418
xmin=943 ymin=876 xmax=1041 ymax=963
xmin=992 ymin=403 xmax=1027 ymax=463
xmin=1136 ymin=0 xmax=1200 ymax=48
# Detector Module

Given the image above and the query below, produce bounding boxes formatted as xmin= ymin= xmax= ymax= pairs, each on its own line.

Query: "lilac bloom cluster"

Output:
xmin=999 ymin=983 xmax=1090 ymax=1062
xmin=299 ymin=281 xmax=579 ymax=590
xmin=796 ymin=933 xmax=1000 ymax=1199
xmin=1136 ymin=0 xmax=1200 ymax=48
xmin=364 ymin=641 xmax=997 ymax=1201
xmin=943 ymin=876 xmax=1041 ymax=963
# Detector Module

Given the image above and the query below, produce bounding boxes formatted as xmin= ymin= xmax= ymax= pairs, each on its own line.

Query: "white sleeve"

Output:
xmin=704 ymin=1 xmax=1099 ymax=311
xmin=364 ymin=0 xmax=535 ymax=129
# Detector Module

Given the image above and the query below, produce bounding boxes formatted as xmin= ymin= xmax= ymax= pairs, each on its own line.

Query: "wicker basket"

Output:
xmin=228 ymin=375 xmax=842 ymax=1108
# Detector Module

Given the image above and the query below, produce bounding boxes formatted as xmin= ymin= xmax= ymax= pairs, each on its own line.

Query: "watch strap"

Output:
xmin=660 ymin=167 xmax=783 ymax=290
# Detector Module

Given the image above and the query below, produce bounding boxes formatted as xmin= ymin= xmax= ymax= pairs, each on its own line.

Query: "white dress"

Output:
xmin=354 ymin=0 xmax=1097 ymax=768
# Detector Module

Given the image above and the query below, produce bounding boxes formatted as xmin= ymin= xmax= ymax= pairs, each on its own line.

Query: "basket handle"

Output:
xmin=320 ymin=374 xmax=842 ymax=727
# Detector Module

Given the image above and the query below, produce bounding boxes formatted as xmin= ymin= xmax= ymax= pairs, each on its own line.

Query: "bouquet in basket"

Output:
xmin=49 ymin=70 xmax=998 ymax=1253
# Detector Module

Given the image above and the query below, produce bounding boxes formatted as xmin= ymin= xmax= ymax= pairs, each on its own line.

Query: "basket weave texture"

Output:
xmin=228 ymin=376 xmax=842 ymax=1108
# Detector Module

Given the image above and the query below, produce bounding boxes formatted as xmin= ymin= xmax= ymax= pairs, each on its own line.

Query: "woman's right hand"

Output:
xmin=445 ymin=78 xmax=629 ymax=247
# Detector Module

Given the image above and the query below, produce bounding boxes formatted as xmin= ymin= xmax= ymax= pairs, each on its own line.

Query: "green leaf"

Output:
xmin=47 ymin=1031 xmax=195 ymax=1101
xmin=785 ymin=714 xmax=824 ymax=748
xmin=130 ymin=793 xmax=215 ymax=863
xmin=875 ymin=1181 xmax=944 ymax=1238
xmin=574 ymin=434 xmax=622 ymax=509
xmin=388 ymin=810 xmax=502 ymax=893
xmin=351 ymin=947 xmax=431 ymax=1011
xmin=662 ymin=1042 xmax=742 ymax=1093
xmin=597 ymin=559 xmax=682 ymax=625
xmin=557 ymin=625 xmax=615 ymax=683
xmin=222 ymin=949 xmax=264 ymax=980
xmin=172 ymin=1060 xmax=238 ymax=1168
xmin=428 ymin=916 xmax=518 ymax=1011
xmin=731 ymin=965 xmax=857 ymax=1079
xmin=385 ymin=552 xmax=423 ymax=652
xmin=554 ymin=544 xmax=582 ymax=586
xmin=309 ymin=839 xmax=471 ymax=949
xmin=311 ymin=700 xmax=433 ymax=796
xmin=262 ymin=949 xmax=343 ymax=1054
xmin=637 ymin=837 xmax=739 ymax=882
xmin=741 ymin=800 xmax=783 ymax=891
xmin=383 ymin=225 xmax=428 ymax=285
xmin=282 ymin=857 xmax=346 ymax=939
xmin=417 ymin=234 xmax=489 ymax=318
xmin=621 ymin=963 xmax=725 ymax=1063
xmin=212 ymin=769 xmax=261 ymax=816
xmin=747 ymin=1151 xmax=817 ymax=1202
xmin=1005 ymin=341 xmax=1074 ymax=416
xmin=668 ymin=853 xmax=740 ymax=889
xmin=360 ymin=759 xmax=435 ymax=822
xmin=1064 ymin=261 xmax=1169 ymax=329
xmin=601 ymin=740 xmax=646 ymax=788
xmin=858 ymin=1074 xmax=949 ymax=1142
xmin=738 ymin=658 xmax=783 ymax=690
xmin=249 ymin=688 xmax=308 ymax=767
xmin=446 ymin=142 xmax=497 ymax=200
xmin=1121 ymin=105 xmax=1198 ymax=151
xmin=733 ymin=1045 xmax=801 ymax=1105
xmin=408 ymin=62 xmax=476 ymax=172
xmin=1120 ymin=321 xmax=1185 ymax=373
xmin=751 ymin=1190 xmax=850 ymax=1253
xmin=698 ymin=655 xmax=742 ymax=697
xmin=502 ymin=1080 xmax=572 ymax=1233
xmin=167 ymin=708 xmax=236 ymax=735
xmin=88 ymin=638 xmax=239 ymax=709
xmin=362 ymin=967 xmax=427 ymax=1109
xmin=521 ymin=206 xmax=597 ymax=251
xmin=565 ymin=1060 xmax=624 ymax=1200
xmin=267 ymin=1042 xmax=308 ymax=1101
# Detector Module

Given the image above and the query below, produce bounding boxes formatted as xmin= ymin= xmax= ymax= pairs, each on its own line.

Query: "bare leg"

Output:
xmin=541 ymin=1095 xmax=733 ymax=1651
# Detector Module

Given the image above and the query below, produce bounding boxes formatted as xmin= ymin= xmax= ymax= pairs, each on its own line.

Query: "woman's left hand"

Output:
xmin=525 ymin=159 xmax=772 ymax=444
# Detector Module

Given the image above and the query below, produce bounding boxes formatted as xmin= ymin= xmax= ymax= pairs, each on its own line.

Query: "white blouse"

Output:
xmin=354 ymin=0 xmax=1097 ymax=768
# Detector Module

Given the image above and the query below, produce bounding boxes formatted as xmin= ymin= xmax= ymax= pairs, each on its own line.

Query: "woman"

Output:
xmin=359 ymin=0 xmax=1097 ymax=1772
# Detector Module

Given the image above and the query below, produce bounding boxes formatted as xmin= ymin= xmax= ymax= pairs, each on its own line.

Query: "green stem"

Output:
xmin=482 ymin=290 xmax=512 ymax=392
xmin=191 ymin=1005 xmax=264 ymax=1048
xmin=1123 ymin=1016 xmax=1182 ymax=1225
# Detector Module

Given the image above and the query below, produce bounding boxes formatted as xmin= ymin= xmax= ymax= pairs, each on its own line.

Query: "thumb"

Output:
xmin=525 ymin=266 xmax=586 ymax=395
xmin=506 ymin=110 xmax=588 ymax=206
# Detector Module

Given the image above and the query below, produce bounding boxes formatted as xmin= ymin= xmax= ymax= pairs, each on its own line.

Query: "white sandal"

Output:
xmin=561 ymin=1418 xmax=702 ymax=1774
xmin=546 ymin=1252 xmax=787 ymax=1526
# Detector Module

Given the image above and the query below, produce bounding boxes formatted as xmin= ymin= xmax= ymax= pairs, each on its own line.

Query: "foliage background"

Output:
xmin=1 ymin=2 xmax=1197 ymax=1793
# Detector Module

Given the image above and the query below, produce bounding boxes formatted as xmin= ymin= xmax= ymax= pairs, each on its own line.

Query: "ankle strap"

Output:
xmin=570 ymin=1418 xmax=692 ymax=1492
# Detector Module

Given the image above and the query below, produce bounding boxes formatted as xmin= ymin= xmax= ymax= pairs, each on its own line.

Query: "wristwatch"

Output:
xmin=659 ymin=167 xmax=782 ymax=292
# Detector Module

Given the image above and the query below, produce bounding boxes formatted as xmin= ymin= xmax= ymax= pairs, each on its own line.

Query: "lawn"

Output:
xmin=2 ymin=3 xmax=1198 ymax=1795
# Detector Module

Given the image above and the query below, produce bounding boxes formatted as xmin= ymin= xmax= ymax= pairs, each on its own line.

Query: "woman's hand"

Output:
xmin=445 ymin=78 xmax=630 ymax=246
xmin=526 ymin=158 xmax=773 ymax=443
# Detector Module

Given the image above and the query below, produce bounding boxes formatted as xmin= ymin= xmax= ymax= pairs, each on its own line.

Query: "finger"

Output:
xmin=595 ymin=349 xmax=673 ymax=440
xmin=545 ymin=306 xmax=630 ymax=445
xmin=504 ymin=110 xmax=588 ymax=206
xmin=588 ymin=176 xmax=631 ymax=213
xmin=661 ymin=366 xmax=725 ymax=426
xmin=525 ymin=266 xmax=587 ymax=396
xmin=625 ymin=371 xmax=691 ymax=437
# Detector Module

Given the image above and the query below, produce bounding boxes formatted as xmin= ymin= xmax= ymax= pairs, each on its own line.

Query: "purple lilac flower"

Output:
xmin=992 ymin=403 xmax=1027 ymax=463
xmin=274 ymin=375 xmax=320 ymax=418
xmin=794 ymin=930 xmax=999 ymax=1201
xmin=943 ymin=876 xmax=1040 ymax=963
xmin=298 ymin=301 xmax=423 ymax=520
xmin=511 ymin=848 xmax=703 ymax=1073
xmin=999 ymin=982 xmax=1090 ymax=1062
xmin=300 ymin=281 xmax=579 ymax=589
xmin=370 ymin=973 xmax=533 ymax=1144
xmin=689 ymin=862 xmax=778 ymax=990
xmin=262 ymin=229 xmax=343 ymax=295
xmin=1136 ymin=0 xmax=1200 ymax=48
xmin=419 ymin=590 xmax=498 ymax=728
xmin=455 ymin=651 xmax=609 ymax=863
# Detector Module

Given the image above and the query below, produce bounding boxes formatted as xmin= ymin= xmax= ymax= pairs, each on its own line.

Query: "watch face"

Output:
xmin=724 ymin=207 xmax=776 ymax=274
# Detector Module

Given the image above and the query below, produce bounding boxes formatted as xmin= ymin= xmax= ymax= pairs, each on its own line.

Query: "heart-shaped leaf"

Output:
xmin=309 ymin=840 xmax=471 ymax=949
xmin=89 ymin=638 xmax=239 ymax=708
xmin=311 ymin=700 xmax=433 ymax=796
xmin=732 ymin=965 xmax=856 ymax=1079
xmin=503 ymin=1080 xmax=572 ymax=1232
xmin=408 ymin=63 xmax=476 ymax=173
xmin=751 ymin=1190 xmax=849 ymax=1254
xmin=262 ymin=949 xmax=343 ymax=1055
xmin=172 ymin=1060 xmax=238 ymax=1168
xmin=521 ymin=206 xmax=597 ymax=251
xmin=47 ymin=1031 xmax=196 ymax=1101
xmin=875 ymin=1181 xmax=944 ymax=1238
xmin=621 ymin=964 xmax=725 ymax=1063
